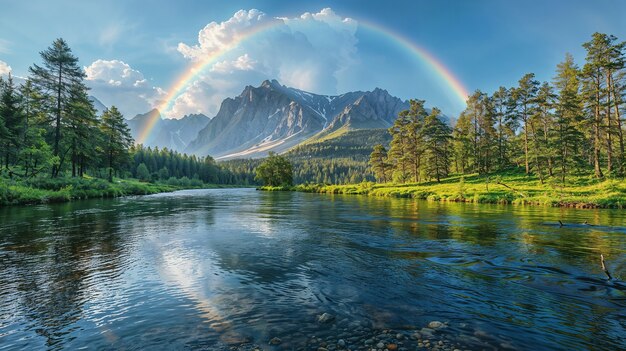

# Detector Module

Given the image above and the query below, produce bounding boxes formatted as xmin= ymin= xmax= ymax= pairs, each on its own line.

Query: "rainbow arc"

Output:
xmin=136 ymin=19 xmax=469 ymax=145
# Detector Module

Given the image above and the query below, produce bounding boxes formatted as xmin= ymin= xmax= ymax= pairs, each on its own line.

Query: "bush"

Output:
xmin=167 ymin=177 xmax=180 ymax=186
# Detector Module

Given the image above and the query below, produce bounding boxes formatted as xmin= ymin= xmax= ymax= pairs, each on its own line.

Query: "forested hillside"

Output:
xmin=220 ymin=128 xmax=392 ymax=185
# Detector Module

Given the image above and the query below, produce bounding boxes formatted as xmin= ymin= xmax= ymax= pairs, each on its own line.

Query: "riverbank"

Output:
xmin=0 ymin=177 xmax=237 ymax=206
xmin=261 ymin=171 xmax=626 ymax=209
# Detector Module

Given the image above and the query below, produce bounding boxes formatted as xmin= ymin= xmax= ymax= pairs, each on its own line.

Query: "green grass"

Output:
xmin=0 ymin=176 xmax=235 ymax=206
xmin=261 ymin=170 xmax=626 ymax=209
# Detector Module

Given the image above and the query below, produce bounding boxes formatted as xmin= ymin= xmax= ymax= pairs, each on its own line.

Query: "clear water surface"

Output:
xmin=1 ymin=189 xmax=625 ymax=350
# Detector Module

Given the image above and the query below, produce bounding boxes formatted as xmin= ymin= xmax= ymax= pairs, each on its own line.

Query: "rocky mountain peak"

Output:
xmin=185 ymin=79 xmax=411 ymax=159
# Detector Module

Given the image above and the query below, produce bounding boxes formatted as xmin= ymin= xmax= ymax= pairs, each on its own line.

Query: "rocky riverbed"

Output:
xmin=207 ymin=314 xmax=515 ymax=351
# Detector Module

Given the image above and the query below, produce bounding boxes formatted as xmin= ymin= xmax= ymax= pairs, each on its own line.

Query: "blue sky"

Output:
xmin=1 ymin=0 xmax=625 ymax=118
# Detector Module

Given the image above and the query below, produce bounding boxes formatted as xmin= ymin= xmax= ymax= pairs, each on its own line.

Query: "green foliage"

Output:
xmin=136 ymin=163 xmax=150 ymax=181
xmin=131 ymin=144 xmax=247 ymax=185
xmin=0 ymin=176 xmax=180 ymax=206
xmin=101 ymin=106 xmax=133 ymax=182
xmin=273 ymin=170 xmax=626 ymax=208
xmin=29 ymin=38 xmax=85 ymax=177
xmin=369 ymin=144 xmax=391 ymax=182
xmin=255 ymin=152 xmax=293 ymax=186
xmin=0 ymin=75 xmax=24 ymax=169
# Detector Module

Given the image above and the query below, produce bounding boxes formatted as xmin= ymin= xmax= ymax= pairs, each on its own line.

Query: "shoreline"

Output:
xmin=0 ymin=178 xmax=249 ymax=207
xmin=259 ymin=173 xmax=626 ymax=209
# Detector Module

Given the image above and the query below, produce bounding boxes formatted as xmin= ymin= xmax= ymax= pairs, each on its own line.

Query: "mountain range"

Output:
xmin=185 ymin=79 xmax=409 ymax=159
xmin=104 ymin=79 xmax=432 ymax=158
xmin=126 ymin=110 xmax=210 ymax=152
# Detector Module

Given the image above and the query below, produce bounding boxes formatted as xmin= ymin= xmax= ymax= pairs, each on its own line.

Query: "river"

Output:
xmin=1 ymin=188 xmax=625 ymax=350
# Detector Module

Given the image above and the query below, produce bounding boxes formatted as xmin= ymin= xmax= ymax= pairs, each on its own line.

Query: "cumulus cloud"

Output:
xmin=165 ymin=8 xmax=359 ymax=118
xmin=177 ymin=9 xmax=279 ymax=60
xmin=85 ymin=59 xmax=165 ymax=118
xmin=168 ymin=69 xmax=267 ymax=117
xmin=0 ymin=60 xmax=12 ymax=76
xmin=211 ymin=54 xmax=257 ymax=73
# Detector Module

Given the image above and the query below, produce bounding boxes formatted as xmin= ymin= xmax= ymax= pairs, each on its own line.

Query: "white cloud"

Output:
xmin=165 ymin=8 xmax=359 ymax=118
xmin=84 ymin=59 xmax=165 ymax=118
xmin=211 ymin=54 xmax=257 ymax=73
xmin=168 ymin=70 xmax=266 ymax=118
xmin=177 ymin=9 xmax=280 ymax=60
xmin=0 ymin=60 xmax=11 ymax=76
xmin=85 ymin=59 xmax=147 ymax=87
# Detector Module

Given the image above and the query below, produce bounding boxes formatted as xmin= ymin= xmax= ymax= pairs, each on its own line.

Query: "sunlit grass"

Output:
xmin=0 ymin=177 xmax=232 ymax=206
xmin=262 ymin=171 xmax=626 ymax=209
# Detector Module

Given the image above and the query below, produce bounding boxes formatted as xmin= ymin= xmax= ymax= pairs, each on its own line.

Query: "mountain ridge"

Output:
xmin=185 ymin=79 xmax=409 ymax=159
xmin=126 ymin=110 xmax=210 ymax=152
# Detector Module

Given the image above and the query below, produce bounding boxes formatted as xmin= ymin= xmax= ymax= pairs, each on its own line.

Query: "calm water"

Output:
xmin=1 ymin=189 xmax=625 ymax=350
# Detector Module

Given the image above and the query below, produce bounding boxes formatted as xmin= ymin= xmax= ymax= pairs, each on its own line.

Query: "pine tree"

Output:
xmin=16 ymin=79 xmax=58 ymax=177
xmin=29 ymin=38 xmax=85 ymax=177
xmin=423 ymin=108 xmax=452 ymax=182
xmin=136 ymin=163 xmax=150 ymax=181
xmin=388 ymin=111 xmax=412 ymax=182
xmin=531 ymin=82 xmax=557 ymax=182
xmin=491 ymin=87 xmax=518 ymax=170
xmin=452 ymin=111 xmax=473 ymax=174
xmin=0 ymin=77 xmax=9 ymax=170
xmin=65 ymin=82 xmax=99 ymax=177
xmin=403 ymin=99 xmax=428 ymax=182
xmin=100 ymin=106 xmax=133 ymax=182
xmin=369 ymin=144 xmax=391 ymax=183
xmin=553 ymin=53 xmax=586 ymax=184
xmin=511 ymin=73 xmax=539 ymax=175
xmin=0 ymin=74 xmax=23 ymax=170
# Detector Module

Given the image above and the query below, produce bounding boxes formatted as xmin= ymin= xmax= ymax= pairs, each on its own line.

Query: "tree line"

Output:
xmin=0 ymin=38 xmax=134 ymax=182
xmin=0 ymin=38 xmax=247 ymax=186
xmin=131 ymin=145 xmax=245 ymax=185
xmin=370 ymin=32 xmax=626 ymax=184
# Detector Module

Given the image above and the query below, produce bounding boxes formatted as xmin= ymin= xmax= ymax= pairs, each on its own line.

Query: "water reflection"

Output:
xmin=1 ymin=189 xmax=625 ymax=350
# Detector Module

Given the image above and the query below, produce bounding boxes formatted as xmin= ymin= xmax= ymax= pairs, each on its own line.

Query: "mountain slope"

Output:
xmin=89 ymin=96 xmax=107 ymax=116
xmin=186 ymin=80 xmax=409 ymax=159
xmin=127 ymin=110 xmax=210 ymax=152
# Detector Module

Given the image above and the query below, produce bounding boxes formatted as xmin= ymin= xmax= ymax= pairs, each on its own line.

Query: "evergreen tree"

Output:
xmin=511 ymin=73 xmax=539 ymax=175
xmin=531 ymin=82 xmax=557 ymax=182
xmin=388 ymin=110 xmax=412 ymax=182
xmin=0 ymin=74 xmax=23 ymax=170
xmin=582 ymin=33 xmax=626 ymax=176
xmin=423 ymin=108 xmax=452 ymax=182
xmin=100 ymin=106 xmax=133 ymax=182
xmin=452 ymin=111 xmax=473 ymax=174
xmin=402 ymin=99 xmax=428 ymax=182
xmin=29 ymin=38 xmax=85 ymax=177
xmin=553 ymin=53 xmax=586 ymax=183
xmin=369 ymin=144 xmax=391 ymax=183
xmin=136 ymin=163 xmax=150 ymax=181
xmin=65 ymin=82 xmax=99 ymax=177
xmin=491 ymin=87 xmax=516 ymax=169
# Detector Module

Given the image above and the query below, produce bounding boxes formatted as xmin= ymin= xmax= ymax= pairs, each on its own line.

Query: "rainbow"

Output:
xmin=359 ymin=20 xmax=470 ymax=104
xmin=136 ymin=17 xmax=469 ymax=145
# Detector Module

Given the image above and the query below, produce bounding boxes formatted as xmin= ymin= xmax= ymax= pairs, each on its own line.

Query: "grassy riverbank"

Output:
xmin=262 ymin=171 xmax=626 ymax=209
xmin=0 ymin=176 xmax=234 ymax=206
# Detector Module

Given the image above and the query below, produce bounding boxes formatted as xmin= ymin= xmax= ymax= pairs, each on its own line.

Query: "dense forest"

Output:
xmin=220 ymin=128 xmax=391 ymax=185
xmin=0 ymin=38 xmax=243 ymax=188
xmin=131 ymin=145 xmax=247 ymax=185
xmin=370 ymin=32 xmax=626 ymax=185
